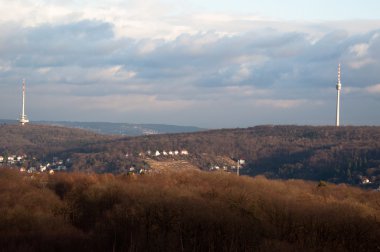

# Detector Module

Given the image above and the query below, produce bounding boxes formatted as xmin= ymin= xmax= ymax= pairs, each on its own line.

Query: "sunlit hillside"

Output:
xmin=0 ymin=168 xmax=379 ymax=252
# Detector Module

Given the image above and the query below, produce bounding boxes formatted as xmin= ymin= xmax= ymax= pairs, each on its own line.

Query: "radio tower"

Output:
xmin=336 ymin=64 xmax=342 ymax=127
xmin=19 ymin=79 xmax=29 ymax=125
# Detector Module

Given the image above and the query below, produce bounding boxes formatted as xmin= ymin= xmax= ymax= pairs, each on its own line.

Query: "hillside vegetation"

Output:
xmin=0 ymin=124 xmax=115 ymax=155
xmin=2 ymin=125 xmax=380 ymax=186
xmin=73 ymin=126 xmax=380 ymax=186
xmin=0 ymin=168 xmax=379 ymax=252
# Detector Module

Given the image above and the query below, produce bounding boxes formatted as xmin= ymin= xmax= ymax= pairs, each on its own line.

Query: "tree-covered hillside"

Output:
xmin=0 ymin=124 xmax=115 ymax=156
xmin=73 ymin=125 xmax=380 ymax=186
xmin=2 ymin=124 xmax=380 ymax=187
xmin=0 ymin=169 xmax=378 ymax=252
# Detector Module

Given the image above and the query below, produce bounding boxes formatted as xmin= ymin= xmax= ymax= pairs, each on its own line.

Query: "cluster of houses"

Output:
xmin=209 ymin=159 xmax=246 ymax=173
xmin=0 ymin=154 xmax=69 ymax=175
xmin=0 ymin=154 xmax=26 ymax=165
xmin=126 ymin=149 xmax=190 ymax=158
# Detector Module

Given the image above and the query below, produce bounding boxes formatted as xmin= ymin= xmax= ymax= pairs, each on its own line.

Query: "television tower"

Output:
xmin=19 ymin=79 xmax=29 ymax=125
xmin=335 ymin=64 xmax=342 ymax=127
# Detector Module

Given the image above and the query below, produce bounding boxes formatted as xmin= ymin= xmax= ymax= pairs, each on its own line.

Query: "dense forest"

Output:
xmin=0 ymin=168 xmax=379 ymax=252
xmin=67 ymin=125 xmax=380 ymax=187
xmin=2 ymin=124 xmax=380 ymax=187
xmin=0 ymin=124 xmax=116 ymax=156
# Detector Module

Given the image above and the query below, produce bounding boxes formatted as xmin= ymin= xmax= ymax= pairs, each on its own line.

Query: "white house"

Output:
xmin=163 ymin=151 xmax=168 ymax=156
xmin=40 ymin=165 xmax=47 ymax=172
xmin=7 ymin=156 xmax=15 ymax=164
xmin=28 ymin=167 xmax=37 ymax=173
xmin=174 ymin=150 xmax=179 ymax=155
xmin=169 ymin=151 xmax=174 ymax=155
xmin=361 ymin=177 xmax=371 ymax=184
xmin=181 ymin=150 xmax=189 ymax=155
xmin=0 ymin=156 xmax=3 ymax=163
xmin=155 ymin=150 xmax=161 ymax=156
xmin=57 ymin=166 xmax=67 ymax=171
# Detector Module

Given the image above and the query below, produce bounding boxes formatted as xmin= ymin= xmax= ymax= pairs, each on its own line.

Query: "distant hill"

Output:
xmin=71 ymin=125 xmax=380 ymax=187
xmin=0 ymin=119 xmax=204 ymax=136
xmin=1 ymin=123 xmax=380 ymax=187
xmin=0 ymin=124 xmax=116 ymax=155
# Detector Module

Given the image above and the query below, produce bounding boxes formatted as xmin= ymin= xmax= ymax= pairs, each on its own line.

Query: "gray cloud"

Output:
xmin=0 ymin=19 xmax=380 ymax=127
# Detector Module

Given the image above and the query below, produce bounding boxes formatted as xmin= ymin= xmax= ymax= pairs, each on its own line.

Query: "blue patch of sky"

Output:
xmin=184 ymin=0 xmax=380 ymax=20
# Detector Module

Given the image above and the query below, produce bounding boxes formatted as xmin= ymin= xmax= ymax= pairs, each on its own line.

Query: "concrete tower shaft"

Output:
xmin=336 ymin=64 xmax=342 ymax=127
xmin=19 ymin=79 xmax=29 ymax=125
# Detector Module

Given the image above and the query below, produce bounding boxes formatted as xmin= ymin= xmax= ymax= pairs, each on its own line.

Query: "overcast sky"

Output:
xmin=1 ymin=0 xmax=380 ymax=128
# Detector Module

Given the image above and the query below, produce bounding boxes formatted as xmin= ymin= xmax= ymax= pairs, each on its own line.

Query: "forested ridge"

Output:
xmin=1 ymin=124 xmax=380 ymax=186
xmin=70 ymin=125 xmax=380 ymax=186
xmin=0 ymin=124 xmax=116 ymax=155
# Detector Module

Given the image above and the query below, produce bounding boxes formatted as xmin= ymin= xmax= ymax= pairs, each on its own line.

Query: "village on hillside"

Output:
xmin=0 ymin=148 xmax=247 ymax=176
xmin=0 ymin=154 xmax=68 ymax=174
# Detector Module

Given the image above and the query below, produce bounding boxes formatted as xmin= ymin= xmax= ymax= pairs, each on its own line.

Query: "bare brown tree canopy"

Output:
xmin=0 ymin=169 xmax=379 ymax=252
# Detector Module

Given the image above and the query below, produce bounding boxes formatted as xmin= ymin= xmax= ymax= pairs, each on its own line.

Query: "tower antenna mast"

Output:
xmin=336 ymin=64 xmax=342 ymax=127
xmin=19 ymin=79 xmax=29 ymax=125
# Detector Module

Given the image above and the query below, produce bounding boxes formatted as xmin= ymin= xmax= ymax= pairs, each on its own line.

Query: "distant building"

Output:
xmin=181 ymin=150 xmax=189 ymax=155
xmin=155 ymin=150 xmax=161 ymax=156
xmin=169 ymin=151 xmax=174 ymax=155
xmin=28 ymin=167 xmax=37 ymax=173
xmin=361 ymin=177 xmax=371 ymax=184
xmin=163 ymin=151 xmax=168 ymax=156
xmin=238 ymin=159 xmax=245 ymax=165
xmin=8 ymin=156 xmax=15 ymax=164
xmin=0 ymin=156 xmax=3 ymax=163
xmin=40 ymin=165 xmax=47 ymax=172
xmin=56 ymin=165 xmax=67 ymax=171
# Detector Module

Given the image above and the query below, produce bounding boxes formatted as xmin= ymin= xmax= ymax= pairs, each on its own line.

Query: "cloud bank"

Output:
xmin=0 ymin=1 xmax=380 ymax=127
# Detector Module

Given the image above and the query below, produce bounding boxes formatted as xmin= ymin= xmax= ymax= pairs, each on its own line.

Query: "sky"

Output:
xmin=1 ymin=0 xmax=380 ymax=128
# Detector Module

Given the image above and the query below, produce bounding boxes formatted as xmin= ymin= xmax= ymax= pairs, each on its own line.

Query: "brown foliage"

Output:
xmin=0 ymin=168 xmax=379 ymax=251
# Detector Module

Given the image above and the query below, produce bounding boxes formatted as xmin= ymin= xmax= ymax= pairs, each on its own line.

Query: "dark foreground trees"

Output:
xmin=0 ymin=168 xmax=379 ymax=251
